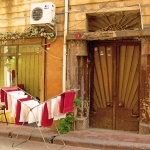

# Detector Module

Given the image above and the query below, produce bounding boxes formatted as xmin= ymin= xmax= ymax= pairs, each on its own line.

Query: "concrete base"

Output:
xmin=139 ymin=122 xmax=150 ymax=134
xmin=75 ymin=117 xmax=88 ymax=130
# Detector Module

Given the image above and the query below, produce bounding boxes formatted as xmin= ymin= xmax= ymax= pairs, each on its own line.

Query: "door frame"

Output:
xmin=89 ymin=40 xmax=141 ymax=131
xmin=0 ymin=38 xmax=45 ymax=102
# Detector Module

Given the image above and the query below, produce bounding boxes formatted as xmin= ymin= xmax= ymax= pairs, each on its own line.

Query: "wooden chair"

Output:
xmin=0 ymin=103 xmax=8 ymax=125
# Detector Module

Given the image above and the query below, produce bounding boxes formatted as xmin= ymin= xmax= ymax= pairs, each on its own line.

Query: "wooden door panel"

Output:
xmin=90 ymin=44 xmax=113 ymax=129
xmin=99 ymin=46 xmax=110 ymax=103
xmin=118 ymin=44 xmax=140 ymax=111
xmin=93 ymin=75 xmax=102 ymax=108
xmin=94 ymin=47 xmax=106 ymax=108
xmin=107 ymin=47 xmax=113 ymax=102
xmin=116 ymin=43 xmax=140 ymax=131
xmin=90 ymin=107 xmax=113 ymax=129
xmin=120 ymin=46 xmax=134 ymax=104
xmin=90 ymin=41 xmax=140 ymax=131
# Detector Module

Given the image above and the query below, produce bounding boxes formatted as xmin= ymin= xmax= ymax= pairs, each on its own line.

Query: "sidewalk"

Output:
xmin=0 ymin=122 xmax=150 ymax=150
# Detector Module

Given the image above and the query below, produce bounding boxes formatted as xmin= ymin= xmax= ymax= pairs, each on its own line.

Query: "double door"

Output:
xmin=90 ymin=41 xmax=141 ymax=131
xmin=0 ymin=45 xmax=42 ymax=98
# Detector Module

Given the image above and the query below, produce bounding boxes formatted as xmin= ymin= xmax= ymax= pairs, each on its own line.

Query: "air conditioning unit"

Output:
xmin=30 ymin=2 xmax=56 ymax=26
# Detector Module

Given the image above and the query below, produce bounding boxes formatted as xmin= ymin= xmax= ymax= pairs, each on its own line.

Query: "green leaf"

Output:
xmin=47 ymin=36 xmax=51 ymax=39
xmin=74 ymin=98 xmax=81 ymax=106
xmin=41 ymin=28 xmax=45 ymax=32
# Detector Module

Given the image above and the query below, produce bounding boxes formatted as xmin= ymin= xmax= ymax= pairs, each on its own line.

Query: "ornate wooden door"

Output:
xmin=90 ymin=41 xmax=141 ymax=131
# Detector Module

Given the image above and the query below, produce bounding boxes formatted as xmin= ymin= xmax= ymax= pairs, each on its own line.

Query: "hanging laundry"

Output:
xmin=53 ymin=96 xmax=66 ymax=120
xmin=0 ymin=89 xmax=1 ymax=100
xmin=47 ymin=97 xmax=66 ymax=121
xmin=19 ymin=100 xmax=39 ymax=124
xmin=0 ymin=86 xmax=18 ymax=101
xmin=46 ymin=99 xmax=53 ymax=119
xmin=7 ymin=91 xmax=25 ymax=111
xmin=36 ymin=103 xmax=45 ymax=126
xmin=1 ymin=89 xmax=19 ymax=110
xmin=60 ymin=91 xmax=76 ymax=113
xmin=11 ymin=94 xmax=28 ymax=118
xmin=15 ymin=97 xmax=31 ymax=125
xmin=41 ymin=103 xmax=53 ymax=127
xmin=17 ymin=84 xmax=25 ymax=91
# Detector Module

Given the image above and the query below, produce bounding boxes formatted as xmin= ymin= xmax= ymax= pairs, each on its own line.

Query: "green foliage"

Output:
xmin=59 ymin=114 xmax=77 ymax=134
xmin=74 ymin=97 xmax=81 ymax=107
xmin=0 ymin=27 xmax=55 ymax=44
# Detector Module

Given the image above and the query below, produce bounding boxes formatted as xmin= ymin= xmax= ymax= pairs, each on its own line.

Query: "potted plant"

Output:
xmin=58 ymin=114 xmax=77 ymax=134
xmin=58 ymin=98 xmax=81 ymax=134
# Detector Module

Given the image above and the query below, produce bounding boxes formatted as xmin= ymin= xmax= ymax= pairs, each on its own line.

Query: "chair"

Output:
xmin=0 ymin=102 xmax=8 ymax=125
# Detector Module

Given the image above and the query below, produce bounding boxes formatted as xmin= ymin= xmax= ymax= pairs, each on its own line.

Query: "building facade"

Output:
xmin=1 ymin=0 xmax=150 ymax=134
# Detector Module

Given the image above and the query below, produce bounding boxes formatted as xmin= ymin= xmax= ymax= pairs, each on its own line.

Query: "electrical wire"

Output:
xmin=0 ymin=3 xmax=148 ymax=21
xmin=0 ymin=2 xmax=145 ymax=32
xmin=41 ymin=23 xmax=57 ymax=46
xmin=0 ymin=1 xmax=145 ymax=60
xmin=0 ymin=16 xmax=29 ymax=20
xmin=0 ymin=3 xmax=148 ymax=19
xmin=40 ymin=39 xmax=62 ymax=60
xmin=40 ymin=23 xmax=62 ymax=60
xmin=42 ymin=0 xmax=111 ymax=60
xmin=43 ymin=48 xmax=62 ymax=60
xmin=64 ymin=0 xmax=112 ymax=31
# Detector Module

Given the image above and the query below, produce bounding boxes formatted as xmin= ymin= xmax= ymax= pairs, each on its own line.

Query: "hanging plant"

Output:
xmin=0 ymin=26 xmax=55 ymax=44
xmin=74 ymin=97 xmax=81 ymax=107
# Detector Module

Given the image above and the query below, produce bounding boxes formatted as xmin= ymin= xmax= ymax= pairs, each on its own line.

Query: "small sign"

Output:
xmin=76 ymin=33 xmax=82 ymax=38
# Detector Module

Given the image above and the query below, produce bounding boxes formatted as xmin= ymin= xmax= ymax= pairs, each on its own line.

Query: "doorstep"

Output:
xmin=0 ymin=122 xmax=150 ymax=150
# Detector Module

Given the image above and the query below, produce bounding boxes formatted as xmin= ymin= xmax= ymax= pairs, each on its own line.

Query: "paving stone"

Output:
xmin=1 ymin=122 xmax=150 ymax=150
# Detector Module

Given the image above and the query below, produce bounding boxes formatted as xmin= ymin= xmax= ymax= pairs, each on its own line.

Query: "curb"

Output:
xmin=0 ymin=130 xmax=55 ymax=143
xmin=0 ymin=129 xmax=150 ymax=150
xmin=53 ymin=136 xmax=150 ymax=150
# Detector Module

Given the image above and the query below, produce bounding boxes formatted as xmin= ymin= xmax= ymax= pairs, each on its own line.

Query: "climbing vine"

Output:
xmin=0 ymin=26 xmax=55 ymax=44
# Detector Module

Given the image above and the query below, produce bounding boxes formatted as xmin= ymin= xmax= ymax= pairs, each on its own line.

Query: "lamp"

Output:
xmin=46 ymin=44 xmax=51 ymax=50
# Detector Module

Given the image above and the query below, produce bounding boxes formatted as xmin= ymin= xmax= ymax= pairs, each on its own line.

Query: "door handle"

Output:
xmin=106 ymin=102 xmax=113 ymax=107
xmin=118 ymin=101 xmax=124 ymax=107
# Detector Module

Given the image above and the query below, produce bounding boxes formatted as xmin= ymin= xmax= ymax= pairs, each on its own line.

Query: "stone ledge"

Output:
xmin=54 ymin=135 xmax=150 ymax=150
xmin=139 ymin=122 xmax=150 ymax=134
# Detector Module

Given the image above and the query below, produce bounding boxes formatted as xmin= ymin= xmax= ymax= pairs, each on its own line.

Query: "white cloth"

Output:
xmin=47 ymin=98 xmax=54 ymax=119
xmin=54 ymin=96 xmax=66 ymax=120
xmin=11 ymin=94 xmax=28 ymax=117
xmin=37 ymin=103 xmax=45 ymax=126
xmin=19 ymin=100 xmax=40 ymax=124
xmin=47 ymin=96 xmax=66 ymax=121
xmin=7 ymin=91 xmax=25 ymax=111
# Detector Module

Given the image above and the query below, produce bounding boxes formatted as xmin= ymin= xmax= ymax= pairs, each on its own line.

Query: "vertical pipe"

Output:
xmin=62 ymin=0 xmax=69 ymax=92
xmin=138 ymin=3 xmax=143 ymax=30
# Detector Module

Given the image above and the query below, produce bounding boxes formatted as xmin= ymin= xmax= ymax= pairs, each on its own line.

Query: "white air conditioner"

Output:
xmin=30 ymin=2 xmax=55 ymax=26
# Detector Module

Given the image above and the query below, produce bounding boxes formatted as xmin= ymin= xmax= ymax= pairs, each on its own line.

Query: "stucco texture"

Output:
xmin=45 ymin=37 xmax=63 ymax=99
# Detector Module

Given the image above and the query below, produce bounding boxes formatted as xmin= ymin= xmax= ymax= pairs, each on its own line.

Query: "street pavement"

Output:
xmin=0 ymin=136 xmax=102 ymax=150
xmin=1 ymin=123 xmax=150 ymax=150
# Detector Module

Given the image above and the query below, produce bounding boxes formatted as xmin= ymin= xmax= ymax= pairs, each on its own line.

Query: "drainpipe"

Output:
xmin=62 ymin=0 xmax=69 ymax=92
